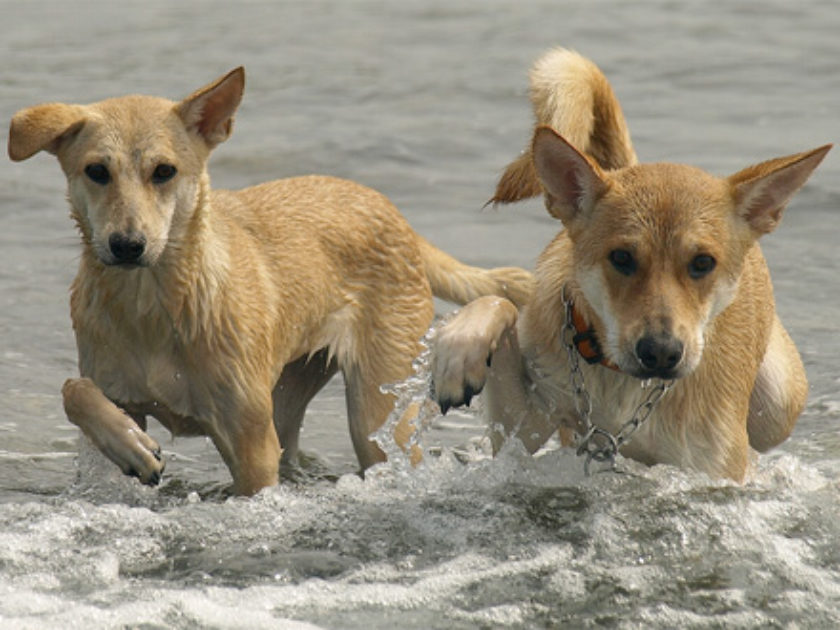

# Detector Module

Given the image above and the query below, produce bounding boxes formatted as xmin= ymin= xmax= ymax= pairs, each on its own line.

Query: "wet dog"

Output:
xmin=432 ymin=48 xmax=830 ymax=480
xmin=8 ymin=67 xmax=533 ymax=495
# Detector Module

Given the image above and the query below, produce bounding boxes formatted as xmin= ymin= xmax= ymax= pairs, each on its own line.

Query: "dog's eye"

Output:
xmin=608 ymin=249 xmax=637 ymax=275
xmin=152 ymin=164 xmax=177 ymax=184
xmin=84 ymin=163 xmax=110 ymax=185
xmin=688 ymin=254 xmax=716 ymax=279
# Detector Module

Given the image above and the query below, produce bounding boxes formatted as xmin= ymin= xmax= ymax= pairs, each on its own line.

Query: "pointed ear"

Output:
xmin=532 ymin=126 xmax=608 ymax=223
xmin=729 ymin=144 xmax=832 ymax=234
xmin=8 ymin=103 xmax=86 ymax=161
xmin=176 ymin=67 xmax=245 ymax=148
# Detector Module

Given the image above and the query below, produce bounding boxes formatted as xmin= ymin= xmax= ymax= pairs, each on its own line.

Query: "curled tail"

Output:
xmin=492 ymin=48 xmax=637 ymax=205
xmin=418 ymin=237 xmax=533 ymax=308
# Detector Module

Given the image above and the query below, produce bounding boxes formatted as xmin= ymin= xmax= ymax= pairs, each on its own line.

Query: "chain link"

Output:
xmin=561 ymin=286 xmax=673 ymax=475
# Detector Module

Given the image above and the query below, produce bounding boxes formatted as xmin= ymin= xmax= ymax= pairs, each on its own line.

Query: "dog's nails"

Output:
xmin=148 ymin=471 xmax=162 ymax=486
xmin=464 ymin=385 xmax=475 ymax=407
xmin=152 ymin=447 xmax=163 ymax=462
xmin=440 ymin=399 xmax=451 ymax=415
xmin=486 ymin=354 xmax=493 ymax=368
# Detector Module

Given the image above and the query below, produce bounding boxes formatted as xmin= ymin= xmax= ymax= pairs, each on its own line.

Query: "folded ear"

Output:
xmin=8 ymin=103 xmax=86 ymax=161
xmin=531 ymin=126 xmax=608 ymax=223
xmin=729 ymin=144 xmax=832 ymax=234
xmin=176 ymin=67 xmax=245 ymax=148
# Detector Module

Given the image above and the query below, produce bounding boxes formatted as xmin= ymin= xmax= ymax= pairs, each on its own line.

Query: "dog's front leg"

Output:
xmin=431 ymin=296 xmax=557 ymax=454
xmin=481 ymin=326 xmax=555 ymax=454
xmin=62 ymin=377 xmax=164 ymax=484
xmin=211 ymin=397 xmax=282 ymax=496
xmin=431 ymin=296 xmax=519 ymax=413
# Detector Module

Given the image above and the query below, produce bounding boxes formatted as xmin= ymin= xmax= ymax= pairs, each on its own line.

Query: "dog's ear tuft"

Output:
xmin=531 ymin=126 xmax=607 ymax=223
xmin=8 ymin=104 xmax=86 ymax=161
xmin=729 ymin=144 xmax=832 ymax=235
xmin=177 ymin=67 xmax=245 ymax=148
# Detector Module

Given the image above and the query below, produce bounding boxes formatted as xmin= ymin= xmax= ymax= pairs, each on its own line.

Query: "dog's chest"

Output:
xmin=71 ymin=268 xmax=207 ymax=415
xmin=78 ymin=324 xmax=196 ymax=420
xmin=588 ymin=379 xmax=704 ymax=468
xmin=525 ymin=350 xmax=677 ymax=462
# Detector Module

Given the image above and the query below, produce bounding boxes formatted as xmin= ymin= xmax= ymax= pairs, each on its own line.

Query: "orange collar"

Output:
xmin=569 ymin=303 xmax=621 ymax=372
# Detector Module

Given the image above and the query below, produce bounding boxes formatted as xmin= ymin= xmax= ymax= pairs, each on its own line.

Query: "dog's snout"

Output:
xmin=108 ymin=232 xmax=146 ymax=265
xmin=635 ymin=335 xmax=683 ymax=376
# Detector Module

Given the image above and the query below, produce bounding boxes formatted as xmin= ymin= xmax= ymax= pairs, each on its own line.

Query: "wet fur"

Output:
xmin=433 ymin=48 xmax=830 ymax=480
xmin=8 ymin=68 xmax=533 ymax=495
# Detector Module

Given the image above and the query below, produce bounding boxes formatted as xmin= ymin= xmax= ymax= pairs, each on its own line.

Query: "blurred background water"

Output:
xmin=1 ymin=1 xmax=838 ymax=628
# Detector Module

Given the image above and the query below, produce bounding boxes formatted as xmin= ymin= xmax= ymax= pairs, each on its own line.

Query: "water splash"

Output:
xmin=371 ymin=316 xmax=448 ymax=476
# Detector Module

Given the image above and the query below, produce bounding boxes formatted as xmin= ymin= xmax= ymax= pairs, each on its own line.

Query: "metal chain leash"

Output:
xmin=561 ymin=287 xmax=673 ymax=475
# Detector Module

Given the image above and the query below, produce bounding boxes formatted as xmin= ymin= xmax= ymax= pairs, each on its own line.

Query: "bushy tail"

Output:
xmin=491 ymin=48 xmax=637 ymax=205
xmin=418 ymin=237 xmax=533 ymax=308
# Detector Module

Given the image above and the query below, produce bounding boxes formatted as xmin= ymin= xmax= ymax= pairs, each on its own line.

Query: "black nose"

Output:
xmin=635 ymin=335 xmax=683 ymax=375
xmin=108 ymin=232 xmax=146 ymax=264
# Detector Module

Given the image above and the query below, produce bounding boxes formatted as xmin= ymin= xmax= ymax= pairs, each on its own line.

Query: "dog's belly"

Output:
xmin=122 ymin=400 xmax=207 ymax=437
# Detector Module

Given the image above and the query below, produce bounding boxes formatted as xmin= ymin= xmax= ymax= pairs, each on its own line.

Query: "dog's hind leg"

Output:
xmin=62 ymin=377 xmax=164 ymax=484
xmin=272 ymin=348 xmax=339 ymax=467
xmin=747 ymin=315 xmax=808 ymax=452
xmin=343 ymin=301 xmax=433 ymax=471
xmin=344 ymin=366 xmax=392 ymax=470
xmin=343 ymin=362 xmax=423 ymax=471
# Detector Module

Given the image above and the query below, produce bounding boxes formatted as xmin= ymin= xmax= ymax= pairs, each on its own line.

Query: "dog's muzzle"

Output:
xmin=107 ymin=231 xmax=147 ymax=266
xmin=634 ymin=334 xmax=684 ymax=379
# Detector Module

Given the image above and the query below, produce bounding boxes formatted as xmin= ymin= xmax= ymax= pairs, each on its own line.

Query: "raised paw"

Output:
xmin=63 ymin=377 xmax=166 ymax=486
xmin=118 ymin=434 xmax=165 ymax=485
xmin=431 ymin=296 xmax=518 ymax=414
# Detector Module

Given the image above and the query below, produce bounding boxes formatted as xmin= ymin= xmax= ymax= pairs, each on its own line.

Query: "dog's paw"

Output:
xmin=96 ymin=425 xmax=165 ymax=486
xmin=63 ymin=378 xmax=167 ymax=486
xmin=117 ymin=432 xmax=165 ymax=486
xmin=431 ymin=296 xmax=518 ymax=413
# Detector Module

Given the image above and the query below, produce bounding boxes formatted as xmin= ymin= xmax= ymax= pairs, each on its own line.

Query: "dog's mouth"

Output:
xmin=103 ymin=259 xmax=147 ymax=270
xmin=95 ymin=249 xmax=151 ymax=269
xmin=624 ymin=364 xmax=684 ymax=381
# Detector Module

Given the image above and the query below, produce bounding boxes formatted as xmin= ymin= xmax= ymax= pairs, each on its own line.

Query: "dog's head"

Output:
xmin=8 ymin=68 xmax=245 ymax=268
xmin=532 ymin=127 xmax=830 ymax=380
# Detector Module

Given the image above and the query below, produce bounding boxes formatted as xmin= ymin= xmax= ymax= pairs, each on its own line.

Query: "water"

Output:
xmin=1 ymin=1 xmax=839 ymax=627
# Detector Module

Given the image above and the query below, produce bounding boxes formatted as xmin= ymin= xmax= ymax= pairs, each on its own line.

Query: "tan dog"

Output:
xmin=432 ymin=48 xmax=830 ymax=480
xmin=8 ymin=67 xmax=533 ymax=495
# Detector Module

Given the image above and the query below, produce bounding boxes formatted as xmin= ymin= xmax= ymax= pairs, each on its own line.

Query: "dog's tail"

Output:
xmin=418 ymin=237 xmax=533 ymax=308
xmin=491 ymin=47 xmax=637 ymax=205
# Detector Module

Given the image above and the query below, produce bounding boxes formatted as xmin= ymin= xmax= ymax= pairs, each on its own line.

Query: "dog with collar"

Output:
xmin=8 ymin=67 xmax=533 ymax=495
xmin=431 ymin=48 xmax=830 ymax=480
